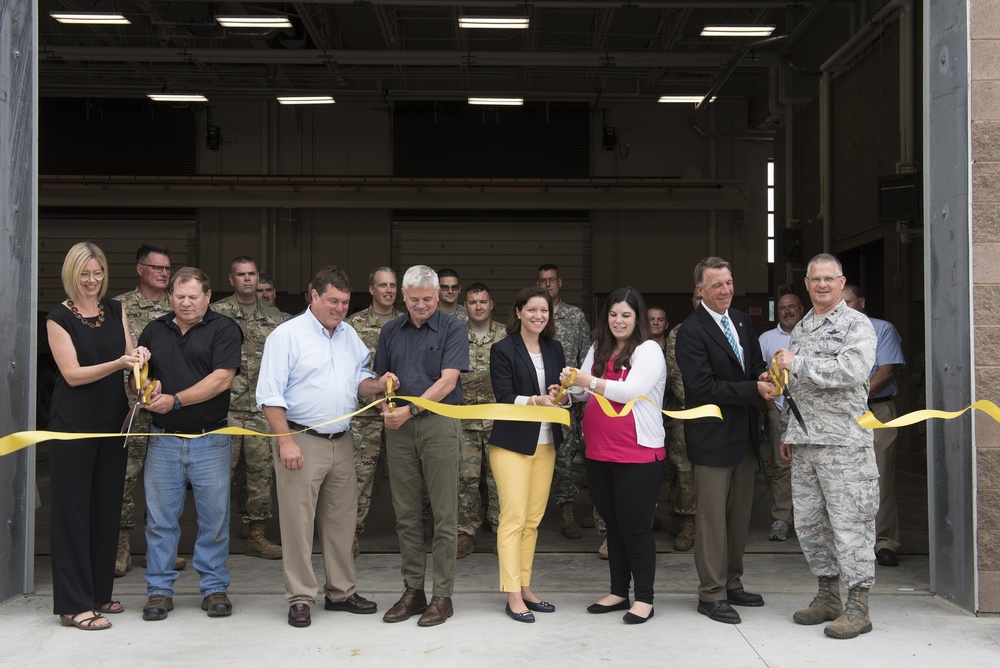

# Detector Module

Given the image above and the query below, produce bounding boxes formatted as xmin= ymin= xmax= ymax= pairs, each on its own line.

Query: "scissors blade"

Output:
xmin=120 ymin=401 xmax=141 ymax=444
xmin=783 ymin=389 xmax=808 ymax=435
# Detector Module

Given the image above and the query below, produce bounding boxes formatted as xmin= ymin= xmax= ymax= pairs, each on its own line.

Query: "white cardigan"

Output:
xmin=574 ymin=339 xmax=667 ymax=449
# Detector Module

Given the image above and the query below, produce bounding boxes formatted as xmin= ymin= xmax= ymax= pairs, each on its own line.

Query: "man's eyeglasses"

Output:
xmin=439 ymin=285 xmax=461 ymax=292
xmin=806 ymin=275 xmax=843 ymax=285
xmin=140 ymin=263 xmax=173 ymax=273
xmin=537 ymin=278 xmax=559 ymax=285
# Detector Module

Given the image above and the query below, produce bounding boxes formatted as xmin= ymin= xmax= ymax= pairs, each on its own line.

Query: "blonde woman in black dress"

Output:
xmin=45 ymin=242 xmax=150 ymax=630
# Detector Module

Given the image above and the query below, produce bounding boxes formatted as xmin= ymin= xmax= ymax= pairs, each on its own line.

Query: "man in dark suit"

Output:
xmin=676 ymin=256 xmax=774 ymax=625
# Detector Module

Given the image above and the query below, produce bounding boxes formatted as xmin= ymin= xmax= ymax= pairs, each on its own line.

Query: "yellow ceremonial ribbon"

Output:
xmin=857 ymin=399 xmax=1000 ymax=429
xmin=0 ymin=389 xmax=726 ymax=457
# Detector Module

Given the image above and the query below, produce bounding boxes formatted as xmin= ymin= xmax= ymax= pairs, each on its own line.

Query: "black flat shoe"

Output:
xmin=524 ymin=600 xmax=555 ymax=613
xmin=623 ymin=607 xmax=654 ymax=624
xmin=505 ymin=603 xmax=535 ymax=623
xmin=587 ymin=599 xmax=630 ymax=614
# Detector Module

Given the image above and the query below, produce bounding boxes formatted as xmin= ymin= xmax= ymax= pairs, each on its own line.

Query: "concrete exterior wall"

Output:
xmin=972 ymin=0 xmax=1000 ymax=615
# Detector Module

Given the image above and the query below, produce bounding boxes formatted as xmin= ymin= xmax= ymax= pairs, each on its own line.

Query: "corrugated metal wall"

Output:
xmin=0 ymin=0 xmax=36 ymax=603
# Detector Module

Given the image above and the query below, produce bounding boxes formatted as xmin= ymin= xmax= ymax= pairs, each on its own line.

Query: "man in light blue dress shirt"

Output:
xmin=258 ymin=266 xmax=396 ymax=628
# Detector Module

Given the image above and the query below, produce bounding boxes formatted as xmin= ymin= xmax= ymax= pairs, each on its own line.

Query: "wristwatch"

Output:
xmin=172 ymin=395 xmax=182 ymax=411
xmin=589 ymin=377 xmax=598 ymax=390
xmin=409 ymin=404 xmax=420 ymax=417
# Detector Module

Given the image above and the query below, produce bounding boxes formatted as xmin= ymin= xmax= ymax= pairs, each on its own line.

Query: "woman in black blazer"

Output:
xmin=489 ymin=286 xmax=568 ymax=623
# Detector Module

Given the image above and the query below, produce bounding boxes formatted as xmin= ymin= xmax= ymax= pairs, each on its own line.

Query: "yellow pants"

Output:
xmin=489 ymin=442 xmax=556 ymax=593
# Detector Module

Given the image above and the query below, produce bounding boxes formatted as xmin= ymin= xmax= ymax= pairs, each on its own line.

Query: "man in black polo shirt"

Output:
xmin=137 ymin=267 xmax=242 ymax=622
xmin=375 ymin=264 xmax=469 ymax=627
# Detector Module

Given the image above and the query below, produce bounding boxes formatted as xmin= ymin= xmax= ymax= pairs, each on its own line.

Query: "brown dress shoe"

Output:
xmin=382 ymin=586 xmax=427 ymax=623
xmin=417 ymin=596 xmax=454 ymax=627
xmin=288 ymin=603 xmax=311 ymax=628
xmin=325 ymin=593 xmax=377 ymax=614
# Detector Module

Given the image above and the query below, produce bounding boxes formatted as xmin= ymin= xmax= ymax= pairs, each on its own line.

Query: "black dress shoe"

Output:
xmin=697 ymin=600 xmax=741 ymax=624
xmin=623 ymin=607 xmax=654 ymax=624
xmin=288 ymin=603 xmax=311 ymax=628
xmin=524 ymin=600 xmax=556 ymax=613
xmin=876 ymin=548 xmax=899 ymax=567
xmin=587 ymin=599 xmax=630 ymax=614
xmin=726 ymin=587 xmax=765 ymax=607
xmin=325 ymin=593 xmax=378 ymax=614
xmin=505 ymin=603 xmax=535 ymax=623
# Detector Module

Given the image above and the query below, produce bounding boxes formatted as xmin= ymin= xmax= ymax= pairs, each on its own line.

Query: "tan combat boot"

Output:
xmin=793 ymin=576 xmax=843 ymax=625
xmin=245 ymin=521 xmax=282 ymax=559
xmin=560 ymin=503 xmax=581 ymax=539
xmin=456 ymin=534 xmax=475 ymax=559
xmin=673 ymin=518 xmax=695 ymax=552
xmin=114 ymin=529 xmax=131 ymax=578
xmin=824 ymin=587 xmax=872 ymax=639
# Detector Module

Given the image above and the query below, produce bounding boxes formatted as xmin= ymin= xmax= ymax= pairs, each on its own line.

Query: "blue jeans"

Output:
xmin=144 ymin=427 xmax=232 ymax=597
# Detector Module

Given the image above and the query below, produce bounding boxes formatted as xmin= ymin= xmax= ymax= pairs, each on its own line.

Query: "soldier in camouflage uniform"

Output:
xmin=776 ymin=253 xmax=879 ymax=640
xmin=210 ymin=256 xmax=287 ymax=559
xmin=537 ymin=264 xmax=590 ymax=538
xmin=113 ymin=244 xmax=186 ymax=576
xmin=457 ymin=283 xmax=505 ymax=557
xmin=437 ymin=268 xmax=468 ymax=322
xmin=663 ymin=289 xmax=703 ymax=551
xmin=347 ymin=267 xmax=402 ymax=556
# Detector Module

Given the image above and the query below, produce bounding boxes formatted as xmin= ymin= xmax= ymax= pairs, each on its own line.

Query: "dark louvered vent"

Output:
xmin=40 ymin=99 xmax=196 ymax=175
xmin=393 ymin=102 xmax=590 ymax=177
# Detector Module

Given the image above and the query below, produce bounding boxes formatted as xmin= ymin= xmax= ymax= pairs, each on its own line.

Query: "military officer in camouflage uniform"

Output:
xmin=457 ymin=282 xmax=505 ymax=558
xmin=211 ymin=256 xmax=287 ymax=559
xmin=776 ymin=253 xmax=878 ymax=640
xmin=437 ymin=268 xmax=468 ymax=322
xmin=662 ymin=288 xmax=702 ymax=551
xmin=114 ymin=244 xmax=186 ymax=576
xmin=347 ymin=266 xmax=402 ymax=556
xmin=537 ymin=263 xmax=590 ymax=538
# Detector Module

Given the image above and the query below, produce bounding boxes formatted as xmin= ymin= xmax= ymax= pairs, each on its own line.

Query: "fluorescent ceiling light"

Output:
xmin=277 ymin=96 xmax=336 ymax=105
xmin=216 ymin=16 xmax=293 ymax=29
xmin=700 ymin=25 xmax=776 ymax=37
xmin=468 ymin=97 xmax=524 ymax=106
xmin=50 ymin=12 xmax=130 ymax=25
xmin=459 ymin=17 xmax=529 ymax=29
xmin=148 ymin=94 xmax=208 ymax=102
xmin=658 ymin=95 xmax=717 ymax=104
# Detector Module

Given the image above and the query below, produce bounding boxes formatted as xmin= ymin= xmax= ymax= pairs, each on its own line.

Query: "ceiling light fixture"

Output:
xmin=459 ymin=17 xmax=529 ymax=29
xmin=277 ymin=96 xmax=336 ymax=105
xmin=216 ymin=16 xmax=293 ymax=29
xmin=700 ymin=25 xmax=776 ymax=37
xmin=468 ymin=97 xmax=524 ymax=106
xmin=50 ymin=12 xmax=131 ymax=25
xmin=148 ymin=94 xmax=209 ymax=102
xmin=658 ymin=95 xmax=717 ymax=104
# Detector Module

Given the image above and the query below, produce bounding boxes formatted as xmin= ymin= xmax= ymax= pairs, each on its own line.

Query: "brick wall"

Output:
xmin=972 ymin=0 xmax=1000 ymax=614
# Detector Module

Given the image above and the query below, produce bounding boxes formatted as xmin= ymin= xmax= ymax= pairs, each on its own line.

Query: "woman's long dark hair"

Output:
xmin=591 ymin=286 xmax=651 ymax=377
xmin=505 ymin=286 xmax=556 ymax=338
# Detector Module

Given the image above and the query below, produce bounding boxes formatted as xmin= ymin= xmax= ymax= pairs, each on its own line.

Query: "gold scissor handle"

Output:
xmin=385 ymin=377 xmax=397 ymax=411
xmin=767 ymin=353 xmax=785 ymax=399
xmin=552 ymin=369 xmax=577 ymax=406
xmin=135 ymin=362 xmax=155 ymax=405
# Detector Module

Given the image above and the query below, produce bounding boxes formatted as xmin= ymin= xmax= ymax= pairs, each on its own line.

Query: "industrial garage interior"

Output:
xmin=3 ymin=0 xmax=996 ymax=629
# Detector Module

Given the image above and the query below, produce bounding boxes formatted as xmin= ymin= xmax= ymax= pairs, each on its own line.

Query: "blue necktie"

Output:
xmin=721 ymin=314 xmax=744 ymax=370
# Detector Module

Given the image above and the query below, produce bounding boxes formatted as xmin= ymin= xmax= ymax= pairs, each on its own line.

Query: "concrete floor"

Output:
xmin=9 ymin=447 xmax=998 ymax=665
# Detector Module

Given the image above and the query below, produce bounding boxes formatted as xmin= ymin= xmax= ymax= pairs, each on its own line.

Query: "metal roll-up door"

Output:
xmin=391 ymin=211 xmax=592 ymax=320
xmin=39 ymin=211 xmax=197 ymax=312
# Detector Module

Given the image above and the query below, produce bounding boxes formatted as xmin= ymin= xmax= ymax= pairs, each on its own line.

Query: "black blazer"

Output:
xmin=675 ymin=305 xmax=765 ymax=467
xmin=489 ymin=333 xmax=566 ymax=456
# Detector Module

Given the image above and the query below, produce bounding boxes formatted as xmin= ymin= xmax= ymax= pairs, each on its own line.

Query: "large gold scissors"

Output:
xmin=768 ymin=353 xmax=808 ymax=434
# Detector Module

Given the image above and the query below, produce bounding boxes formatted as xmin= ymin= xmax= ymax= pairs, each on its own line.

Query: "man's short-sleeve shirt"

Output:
xmin=374 ymin=309 xmax=469 ymax=405
xmin=139 ymin=310 xmax=242 ymax=433
xmin=868 ymin=316 xmax=905 ymax=399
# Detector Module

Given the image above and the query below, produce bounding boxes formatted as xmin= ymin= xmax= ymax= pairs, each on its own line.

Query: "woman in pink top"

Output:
xmin=560 ymin=287 xmax=666 ymax=624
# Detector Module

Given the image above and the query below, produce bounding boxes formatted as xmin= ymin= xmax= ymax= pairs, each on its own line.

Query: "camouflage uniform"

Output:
xmin=347 ymin=305 xmax=402 ymax=534
xmin=441 ymin=304 xmax=469 ymax=322
xmin=210 ymin=296 xmax=287 ymax=525
xmin=664 ymin=324 xmax=696 ymax=518
xmin=114 ymin=288 xmax=172 ymax=531
xmin=783 ymin=301 xmax=878 ymax=589
xmin=551 ymin=301 xmax=591 ymax=506
xmin=458 ymin=320 xmax=506 ymax=537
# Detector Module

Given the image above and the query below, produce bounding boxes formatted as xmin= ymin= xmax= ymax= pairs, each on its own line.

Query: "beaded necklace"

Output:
xmin=67 ymin=299 xmax=105 ymax=328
